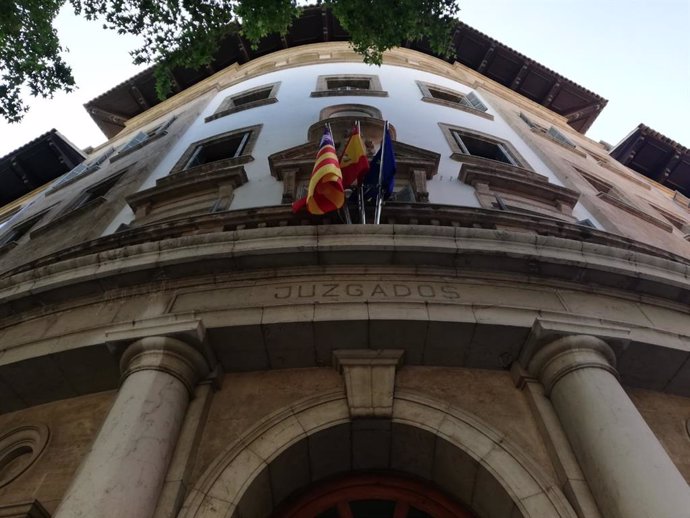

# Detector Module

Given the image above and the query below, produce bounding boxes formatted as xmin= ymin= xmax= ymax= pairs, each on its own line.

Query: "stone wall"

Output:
xmin=0 ymin=391 xmax=115 ymax=514
xmin=629 ymin=388 xmax=690 ymax=482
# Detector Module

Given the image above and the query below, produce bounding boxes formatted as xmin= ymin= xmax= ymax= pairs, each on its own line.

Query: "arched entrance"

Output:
xmin=273 ymin=473 xmax=473 ymax=518
xmin=179 ymin=391 xmax=577 ymax=518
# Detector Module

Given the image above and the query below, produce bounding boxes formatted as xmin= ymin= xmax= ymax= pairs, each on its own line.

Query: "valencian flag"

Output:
xmin=364 ymin=124 xmax=396 ymax=198
xmin=292 ymin=127 xmax=345 ymax=215
xmin=339 ymin=125 xmax=369 ymax=188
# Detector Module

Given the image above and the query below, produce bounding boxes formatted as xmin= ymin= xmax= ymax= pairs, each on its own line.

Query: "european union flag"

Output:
xmin=365 ymin=125 xmax=396 ymax=198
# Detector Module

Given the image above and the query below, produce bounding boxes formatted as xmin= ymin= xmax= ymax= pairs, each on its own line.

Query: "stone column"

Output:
xmin=524 ymin=335 xmax=690 ymax=518
xmin=54 ymin=336 xmax=210 ymax=518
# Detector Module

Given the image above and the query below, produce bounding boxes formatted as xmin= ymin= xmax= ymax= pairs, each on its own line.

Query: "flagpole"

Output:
xmin=356 ymin=121 xmax=366 ymax=224
xmin=374 ymin=121 xmax=388 ymax=224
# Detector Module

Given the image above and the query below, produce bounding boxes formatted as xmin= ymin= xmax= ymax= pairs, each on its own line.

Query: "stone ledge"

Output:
xmin=2 ymin=205 xmax=686 ymax=279
xmin=0 ymin=221 xmax=689 ymax=317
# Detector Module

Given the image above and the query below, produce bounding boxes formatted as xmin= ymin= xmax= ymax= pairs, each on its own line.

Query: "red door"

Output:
xmin=273 ymin=473 xmax=474 ymax=518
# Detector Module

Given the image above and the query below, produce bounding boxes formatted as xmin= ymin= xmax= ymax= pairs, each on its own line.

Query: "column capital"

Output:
xmin=524 ymin=335 xmax=618 ymax=395
xmin=120 ymin=336 xmax=210 ymax=395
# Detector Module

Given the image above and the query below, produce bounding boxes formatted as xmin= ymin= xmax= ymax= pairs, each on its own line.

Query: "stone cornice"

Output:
xmin=0 ymin=215 xmax=689 ymax=319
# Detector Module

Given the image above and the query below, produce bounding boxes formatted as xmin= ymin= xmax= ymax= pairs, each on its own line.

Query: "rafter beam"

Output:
xmin=658 ymin=153 xmax=682 ymax=181
xmin=477 ymin=44 xmax=496 ymax=73
xmin=543 ymin=81 xmax=561 ymax=107
xmin=236 ymin=34 xmax=251 ymax=62
xmin=168 ymin=71 xmax=182 ymax=93
xmin=321 ymin=7 xmax=330 ymax=41
xmin=10 ymin=158 xmax=34 ymax=189
xmin=86 ymin=106 xmax=128 ymax=127
xmin=510 ymin=62 xmax=529 ymax=90
xmin=47 ymin=135 xmax=81 ymax=170
xmin=564 ymin=102 xmax=602 ymax=121
xmin=129 ymin=84 xmax=149 ymax=110
xmin=624 ymin=135 xmax=646 ymax=163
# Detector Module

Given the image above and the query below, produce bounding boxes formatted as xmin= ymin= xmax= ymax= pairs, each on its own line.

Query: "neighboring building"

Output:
xmin=1 ymin=7 xmax=689 ymax=518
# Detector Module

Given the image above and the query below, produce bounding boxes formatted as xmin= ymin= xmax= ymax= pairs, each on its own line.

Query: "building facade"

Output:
xmin=0 ymin=9 xmax=689 ymax=518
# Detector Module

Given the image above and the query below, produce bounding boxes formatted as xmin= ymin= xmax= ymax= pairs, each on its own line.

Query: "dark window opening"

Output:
xmin=0 ymin=211 xmax=46 ymax=247
xmin=327 ymin=78 xmax=371 ymax=91
xmin=67 ymin=172 xmax=124 ymax=213
xmin=429 ymin=88 xmax=464 ymax=104
xmin=233 ymin=88 xmax=272 ymax=106
xmin=185 ymin=132 xmax=250 ymax=169
xmin=454 ymin=132 xmax=517 ymax=165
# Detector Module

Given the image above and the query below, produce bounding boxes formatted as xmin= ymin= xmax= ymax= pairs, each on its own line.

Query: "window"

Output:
xmin=170 ymin=125 xmax=261 ymax=174
xmin=454 ymin=131 xmax=518 ymax=165
xmin=0 ymin=210 xmax=49 ymax=249
xmin=417 ymin=82 xmax=492 ymax=120
xmin=30 ymin=171 xmax=129 ymax=237
xmin=311 ymin=75 xmax=387 ymax=97
xmin=575 ymin=166 xmax=673 ymax=231
xmin=439 ymin=124 xmax=528 ymax=169
xmin=519 ymin=112 xmax=579 ymax=150
xmin=47 ymin=148 xmax=116 ymax=194
xmin=0 ymin=206 xmax=22 ymax=230
xmin=110 ymin=117 xmax=176 ymax=162
xmin=185 ymin=132 xmax=249 ymax=168
xmin=206 ymin=82 xmax=280 ymax=122
xmin=65 ymin=172 xmax=125 ymax=213
xmin=649 ymin=203 xmax=687 ymax=231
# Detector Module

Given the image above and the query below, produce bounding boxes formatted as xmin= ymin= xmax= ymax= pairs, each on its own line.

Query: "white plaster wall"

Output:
xmin=104 ymin=59 xmax=602 ymax=234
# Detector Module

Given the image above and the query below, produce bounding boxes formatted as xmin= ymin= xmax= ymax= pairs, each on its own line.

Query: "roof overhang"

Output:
xmin=610 ymin=124 xmax=690 ymax=197
xmin=0 ymin=130 xmax=86 ymax=206
xmin=85 ymin=6 xmax=607 ymax=138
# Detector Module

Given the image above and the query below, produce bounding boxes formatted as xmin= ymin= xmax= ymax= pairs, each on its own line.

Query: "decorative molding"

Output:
xmin=120 ymin=336 xmax=211 ymax=394
xmin=522 ymin=334 xmax=618 ymax=396
xmin=416 ymin=80 xmax=494 ymax=120
xmin=126 ymin=165 xmax=248 ymax=226
xmin=310 ymin=74 xmax=388 ymax=98
xmin=459 ymin=159 xmax=580 ymax=217
xmin=0 ymin=500 xmax=51 ymax=518
xmin=269 ymin=121 xmax=438 ymax=204
xmin=205 ymin=82 xmax=280 ymax=123
xmin=169 ymin=124 xmax=261 ymax=175
xmin=179 ymin=390 xmax=578 ymax=518
xmin=439 ymin=123 xmax=532 ymax=170
xmin=0 ymin=425 xmax=50 ymax=489
xmin=333 ymin=349 xmax=404 ymax=418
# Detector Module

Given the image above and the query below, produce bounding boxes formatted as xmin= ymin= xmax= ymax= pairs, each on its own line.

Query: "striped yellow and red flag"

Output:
xmin=292 ymin=127 xmax=345 ymax=215
xmin=339 ymin=125 xmax=369 ymax=188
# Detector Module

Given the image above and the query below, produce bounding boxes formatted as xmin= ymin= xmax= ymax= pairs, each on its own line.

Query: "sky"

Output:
xmin=0 ymin=0 xmax=688 ymax=156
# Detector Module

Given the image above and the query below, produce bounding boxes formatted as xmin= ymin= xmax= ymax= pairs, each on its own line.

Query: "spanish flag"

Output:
xmin=292 ymin=127 xmax=345 ymax=215
xmin=339 ymin=125 xmax=369 ymax=188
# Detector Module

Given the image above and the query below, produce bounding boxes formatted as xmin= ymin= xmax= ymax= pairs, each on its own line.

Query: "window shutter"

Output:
xmin=466 ymin=92 xmax=488 ymax=112
xmin=48 ymin=147 xmax=115 ymax=192
xmin=119 ymin=131 xmax=148 ymax=153
xmin=519 ymin=112 xmax=536 ymax=128
xmin=547 ymin=126 xmax=575 ymax=147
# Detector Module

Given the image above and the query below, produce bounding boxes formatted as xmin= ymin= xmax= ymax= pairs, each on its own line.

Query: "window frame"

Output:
xmin=416 ymin=81 xmax=493 ymax=120
xmin=110 ymin=117 xmax=176 ymax=162
xmin=311 ymin=75 xmax=387 ymax=98
xmin=0 ymin=208 xmax=51 ymax=252
xmin=30 ymin=171 xmax=128 ymax=237
xmin=170 ymin=125 xmax=262 ymax=175
xmin=46 ymin=147 xmax=116 ymax=194
xmin=518 ymin=112 xmax=586 ymax=156
xmin=574 ymin=166 xmax=674 ymax=232
xmin=205 ymin=82 xmax=280 ymax=123
xmin=439 ymin=124 xmax=528 ymax=168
